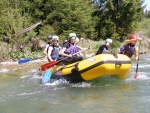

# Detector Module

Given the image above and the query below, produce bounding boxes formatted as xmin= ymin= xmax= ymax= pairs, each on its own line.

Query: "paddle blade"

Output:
xmin=134 ymin=73 xmax=138 ymax=78
xmin=42 ymin=68 xmax=52 ymax=83
xmin=18 ymin=58 xmax=31 ymax=64
xmin=41 ymin=61 xmax=59 ymax=71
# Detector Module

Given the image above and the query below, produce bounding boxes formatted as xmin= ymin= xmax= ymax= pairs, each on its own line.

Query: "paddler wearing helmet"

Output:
xmin=47 ymin=35 xmax=61 ymax=62
xmin=95 ymin=38 xmax=112 ymax=55
xmin=119 ymin=34 xmax=142 ymax=64
xmin=60 ymin=33 xmax=89 ymax=64
xmin=43 ymin=35 xmax=53 ymax=56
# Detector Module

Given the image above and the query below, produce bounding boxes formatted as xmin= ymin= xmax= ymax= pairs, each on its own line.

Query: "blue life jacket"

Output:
xmin=64 ymin=42 xmax=79 ymax=55
xmin=120 ymin=43 xmax=136 ymax=58
xmin=48 ymin=44 xmax=60 ymax=60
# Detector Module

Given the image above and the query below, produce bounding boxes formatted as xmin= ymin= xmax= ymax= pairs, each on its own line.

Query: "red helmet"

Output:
xmin=130 ymin=35 xmax=137 ymax=40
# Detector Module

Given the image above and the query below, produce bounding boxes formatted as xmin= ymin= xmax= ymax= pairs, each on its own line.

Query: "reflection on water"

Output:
xmin=0 ymin=54 xmax=150 ymax=113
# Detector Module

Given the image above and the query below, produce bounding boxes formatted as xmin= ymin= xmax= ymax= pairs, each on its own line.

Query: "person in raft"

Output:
xmin=119 ymin=34 xmax=142 ymax=64
xmin=43 ymin=35 xmax=53 ymax=56
xmin=95 ymin=38 xmax=113 ymax=55
xmin=47 ymin=36 xmax=61 ymax=62
xmin=60 ymin=33 xmax=89 ymax=64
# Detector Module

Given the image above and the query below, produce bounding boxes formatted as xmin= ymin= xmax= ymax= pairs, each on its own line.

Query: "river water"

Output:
xmin=0 ymin=54 xmax=150 ymax=113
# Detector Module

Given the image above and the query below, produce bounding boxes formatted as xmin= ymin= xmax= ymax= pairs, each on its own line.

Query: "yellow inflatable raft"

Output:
xmin=49 ymin=54 xmax=131 ymax=82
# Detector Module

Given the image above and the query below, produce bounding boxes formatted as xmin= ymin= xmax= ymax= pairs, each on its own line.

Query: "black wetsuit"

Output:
xmin=95 ymin=44 xmax=108 ymax=55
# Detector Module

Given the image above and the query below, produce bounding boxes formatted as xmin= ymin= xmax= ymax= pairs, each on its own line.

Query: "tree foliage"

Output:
xmin=93 ymin=0 xmax=144 ymax=40
xmin=0 ymin=0 xmax=35 ymax=52
xmin=0 ymin=0 xmax=145 ymax=53
xmin=145 ymin=9 xmax=150 ymax=18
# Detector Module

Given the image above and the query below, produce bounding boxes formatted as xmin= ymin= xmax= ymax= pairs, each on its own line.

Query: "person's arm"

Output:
xmin=134 ymin=54 xmax=139 ymax=64
xmin=47 ymin=47 xmax=54 ymax=62
xmin=119 ymin=45 xmax=125 ymax=54
xmin=60 ymin=47 xmax=72 ymax=57
xmin=43 ymin=44 xmax=49 ymax=56
xmin=125 ymin=40 xmax=132 ymax=44
xmin=76 ymin=45 xmax=90 ymax=51
xmin=134 ymin=47 xmax=139 ymax=64
xmin=58 ymin=46 xmax=62 ymax=54
xmin=125 ymin=37 xmax=143 ymax=44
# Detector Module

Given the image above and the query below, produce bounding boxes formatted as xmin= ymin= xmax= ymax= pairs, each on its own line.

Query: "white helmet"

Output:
xmin=106 ymin=38 xmax=112 ymax=44
xmin=68 ymin=33 xmax=76 ymax=38
xmin=52 ymin=36 xmax=59 ymax=41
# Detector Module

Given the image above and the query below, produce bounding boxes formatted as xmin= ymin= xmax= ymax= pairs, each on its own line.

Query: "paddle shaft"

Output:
xmin=54 ymin=47 xmax=89 ymax=63
xmin=41 ymin=47 xmax=89 ymax=71
xmin=136 ymin=64 xmax=139 ymax=73
xmin=134 ymin=41 xmax=141 ymax=78
xmin=136 ymin=41 xmax=141 ymax=71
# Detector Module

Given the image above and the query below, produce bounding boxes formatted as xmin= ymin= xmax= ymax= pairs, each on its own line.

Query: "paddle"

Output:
xmin=41 ymin=47 xmax=90 ymax=71
xmin=18 ymin=56 xmax=45 ymax=64
xmin=42 ymin=68 xmax=52 ymax=83
xmin=134 ymin=41 xmax=141 ymax=78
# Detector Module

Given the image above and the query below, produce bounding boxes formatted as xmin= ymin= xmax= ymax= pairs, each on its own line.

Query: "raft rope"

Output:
xmin=52 ymin=62 xmax=79 ymax=75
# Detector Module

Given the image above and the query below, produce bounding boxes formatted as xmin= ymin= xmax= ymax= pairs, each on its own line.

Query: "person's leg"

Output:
xmin=63 ymin=57 xmax=73 ymax=64
xmin=72 ymin=56 xmax=83 ymax=63
xmin=60 ymin=56 xmax=84 ymax=64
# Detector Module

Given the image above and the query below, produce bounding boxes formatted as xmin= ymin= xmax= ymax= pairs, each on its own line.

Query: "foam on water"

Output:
xmin=126 ymin=72 xmax=150 ymax=81
xmin=17 ymin=91 xmax=42 ymax=96
xmin=20 ymin=69 xmax=40 ymax=79
xmin=132 ymin=64 xmax=150 ymax=68
xmin=43 ymin=79 xmax=92 ymax=88
xmin=30 ymin=69 xmax=37 ymax=73
xmin=143 ymin=58 xmax=150 ymax=61
xmin=0 ymin=69 xmax=9 ymax=73
xmin=134 ymin=73 xmax=150 ymax=80
xmin=44 ymin=79 xmax=69 ymax=86
xmin=138 ymin=64 xmax=150 ymax=68
xmin=20 ymin=75 xmax=30 ymax=79
xmin=0 ymin=61 xmax=18 ymax=65
xmin=70 ymin=82 xmax=91 ymax=88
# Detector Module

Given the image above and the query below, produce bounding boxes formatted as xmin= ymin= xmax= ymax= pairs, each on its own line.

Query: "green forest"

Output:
xmin=0 ymin=0 xmax=149 ymax=61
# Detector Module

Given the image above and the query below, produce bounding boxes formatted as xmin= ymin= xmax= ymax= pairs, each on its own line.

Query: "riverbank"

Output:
xmin=1 ymin=37 xmax=150 ymax=65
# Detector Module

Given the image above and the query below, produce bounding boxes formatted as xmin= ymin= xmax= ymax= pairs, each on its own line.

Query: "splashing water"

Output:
xmin=0 ymin=69 xmax=9 ymax=73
